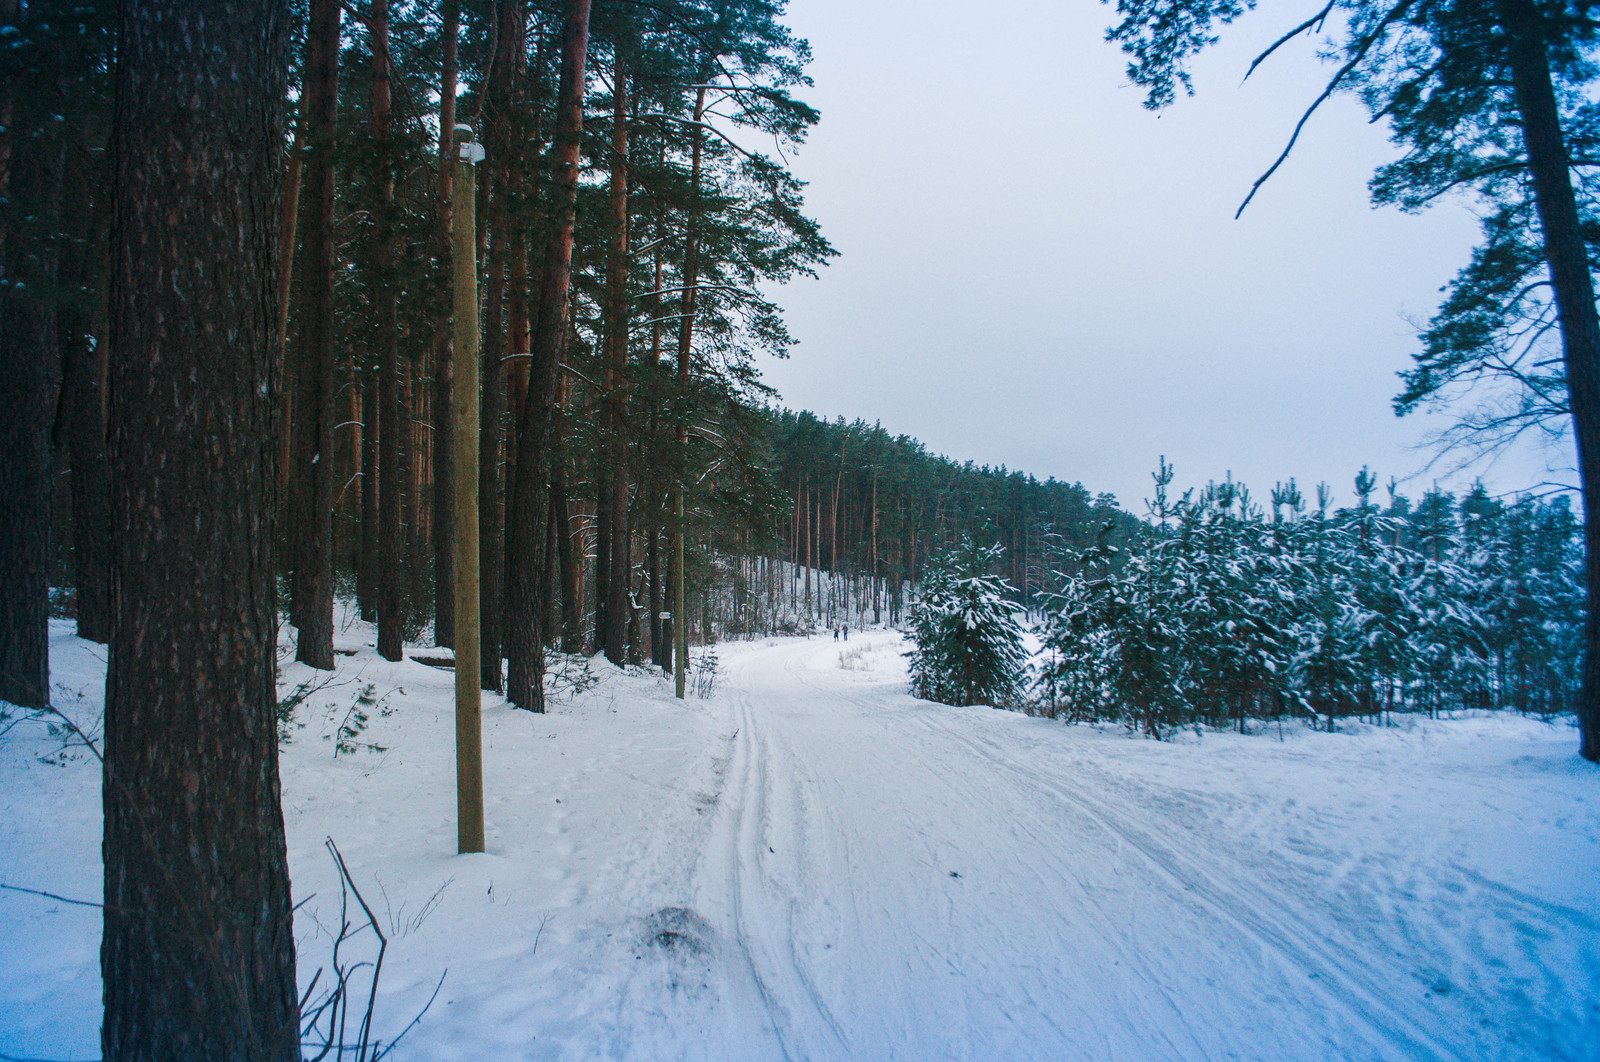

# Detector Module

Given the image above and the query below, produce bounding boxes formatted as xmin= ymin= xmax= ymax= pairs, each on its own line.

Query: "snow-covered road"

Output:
xmin=675 ymin=633 xmax=1600 ymax=1062
xmin=3 ymin=624 xmax=1598 ymax=1061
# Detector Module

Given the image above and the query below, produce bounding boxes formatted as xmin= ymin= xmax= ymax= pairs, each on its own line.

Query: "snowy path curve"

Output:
xmin=679 ymin=631 xmax=1599 ymax=1062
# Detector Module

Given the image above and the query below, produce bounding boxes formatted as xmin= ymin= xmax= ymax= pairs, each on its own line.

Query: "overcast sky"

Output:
xmin=754 ymin=0 xmax=1571 ymax=514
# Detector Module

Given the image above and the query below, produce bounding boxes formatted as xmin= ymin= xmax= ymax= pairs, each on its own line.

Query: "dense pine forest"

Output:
xmin=759 ymin=410 xmax=1139 ymax=625
xmin=7 ymin=0 xmax=848 ymax=698
xmin=7 ymin=0 xmax=1143 ymax=691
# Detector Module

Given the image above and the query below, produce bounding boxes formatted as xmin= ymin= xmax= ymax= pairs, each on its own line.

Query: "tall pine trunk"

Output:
xmin=672 ymin=86 xmax=708 ymax=697
xmin=646 ymin=241 xmax=669 ymax=668
xmin=601 ymin=55 xmax=631 ymax=665
xmin=477 ymin=0 xmax=525 ymax=693
xmin=0 ymin=119 xmax=57 ymax=710
xmin=58 ymin=297 xmax=110 ymax=644
xmin=551 ymin=429 xmax=583 ymax=652
xmin=1499 ymin=0 xmax=1600 ymax=761
xmin=52 ymin=136 xmax=111 ymax=646
xmin=275 ymin=89 xmax=306 ymax=504
xmin=373 ymin=0 xmax=404 ymax=662
xmin=359 ymin=361 xmax=379 ymax=620
xmin=502 ymin=228 xmax=530 ymax=652
xmin=432 ymin=0 xmax=461 ymax=648
xmin=103 ymin=3 xmax=298 ymax=1056
xmin=290 ymin=0 xmax=341 ymax=669
xmin=505 ymin=0 xmax=591 ymax=710
xmin=478 ymin=214 xmax=508 ymax=690
xmin=0 ymin=0 xmax=61 ymax=709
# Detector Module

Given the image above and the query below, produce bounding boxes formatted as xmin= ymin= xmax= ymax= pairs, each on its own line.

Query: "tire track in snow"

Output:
xmin=725 ymin=640 xmax=1229 ymax=1059
xmin=912 ymin=712 xmax=1473 ymax=1062
xmin=694 ymin=679 xmax=851 ymax=1062
xmin=717 ymin=635 xmax=1559 ymax=1060
xmin=772 ymin=635 xmax=1478 ymax=1061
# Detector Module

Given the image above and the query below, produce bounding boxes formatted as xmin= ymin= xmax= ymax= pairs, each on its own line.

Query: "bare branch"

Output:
xmin=634 ymin=283 xmax=759 ymax=300
xmin=1244 ymin=1 xmax=1337 ymax=83
xmin=0 ymin=882 xmax=101 ymax=908
xmin=1238 ymin=0 xmax=1416 ymax=217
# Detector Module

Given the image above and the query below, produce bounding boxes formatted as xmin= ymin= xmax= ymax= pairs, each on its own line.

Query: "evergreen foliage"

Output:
xmin=1104 ymin=0 xmax=1597 ymax=453
xmin=1104 ymin=0 xmax=1600 ymax=761
xmin=1039 ymin=463 xmax=1581 ymax=735
xmin=907 ymin=538 xmax=1028 ymax=708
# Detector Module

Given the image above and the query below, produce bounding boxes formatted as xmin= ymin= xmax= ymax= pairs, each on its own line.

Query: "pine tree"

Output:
xmin=102 ymin=1 xmax=298 ymax=1054
xmin=908 ymin=538 xmax=1027 ymax=708
xmin=1105 ymin=0 xmax=1600 ymax=761
xmin=289 ymin=0 xmax=342 ymax=670
xmin=0 ymin=2 xmax=61 ymax=711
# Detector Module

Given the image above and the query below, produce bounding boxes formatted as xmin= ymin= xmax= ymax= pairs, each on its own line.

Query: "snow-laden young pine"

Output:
xmin=906 ymin=538 xmax=1028 ymax=708
xmin=1036 ymin=463 xmax=1582 ymax=735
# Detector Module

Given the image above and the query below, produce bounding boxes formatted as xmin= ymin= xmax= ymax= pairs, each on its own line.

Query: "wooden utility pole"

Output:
xmin=452 ymin=123 xmax=485 ymax=855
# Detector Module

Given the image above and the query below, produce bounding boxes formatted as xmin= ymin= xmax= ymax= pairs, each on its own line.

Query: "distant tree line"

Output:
xmin=533 ymin=409 xmax=1144 ymax=645
xmin=760 ymin=410 xmax=1140 ymax=628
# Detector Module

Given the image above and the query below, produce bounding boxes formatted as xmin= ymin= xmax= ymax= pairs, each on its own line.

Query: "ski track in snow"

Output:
xmin=2 ymin=621 xmax=1598 ymax=1061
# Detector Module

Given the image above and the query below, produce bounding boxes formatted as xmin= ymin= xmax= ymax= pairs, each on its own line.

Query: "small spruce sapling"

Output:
xmin=907 ymin=538 xmax=1027 ymax=708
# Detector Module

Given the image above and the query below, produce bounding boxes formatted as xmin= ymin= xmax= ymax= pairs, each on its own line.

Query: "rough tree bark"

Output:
xmin=431 ymin=0 xmax=460 ymax=648
xmin=52 ymin=136 xmax=112 ymax=646
xmin=478 ymin=213 xmax=507 ymax=689
xmin=0 ymin=2 xmax=60 ymax=708
xmin=102 ymin=1 xmax=298 ymax=1057
xmin=0 ymin=197 xmax=54 ymax=708
xmin=359 ymin=359 xmax=379 ymax=621
xmin=58 ymin=296 xmax=110 ymax=645
xmin=501 ymin=226 xmax=530 ymax=649
xmin=275 ymin=88 xmax=306 ymax=503
xmin=477 ymin=0 xmax=524 ymax=694
xmin=551 ymin=393 xmax=583 ymax=652
xmin=644 ymin=240 xmax=670 ymax=668
xmin=505 ymin=0 xmax=591 ymax=710
xmin=672 ymin=86 xmax=708 ymax=698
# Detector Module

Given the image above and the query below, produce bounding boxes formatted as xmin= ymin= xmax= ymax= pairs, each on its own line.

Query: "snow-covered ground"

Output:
xmin=4 ymin=618 xmax=1599 ymax=1060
